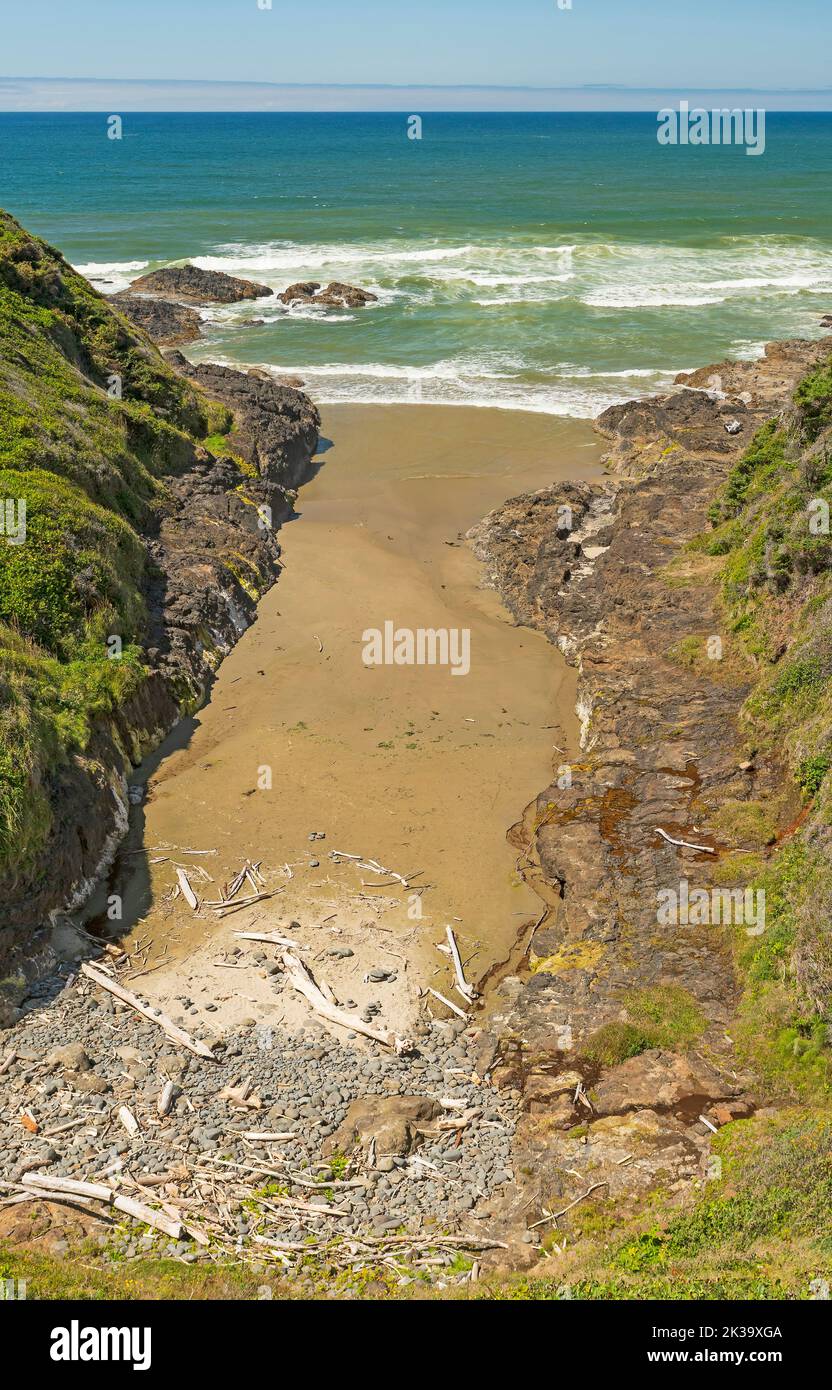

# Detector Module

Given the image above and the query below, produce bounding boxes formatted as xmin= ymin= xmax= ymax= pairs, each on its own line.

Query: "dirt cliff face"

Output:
xmin=467 ymin=336 xmax=832 ymax=1259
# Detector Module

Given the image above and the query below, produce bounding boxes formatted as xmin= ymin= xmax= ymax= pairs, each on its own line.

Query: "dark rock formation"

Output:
xmin=110 ymin=292 xmax=202 ymax=346
xmin=128 ymin=263 xmax=273 ymax=304
xmin=167 ymin=356 xmax=320 ymax=491
xmin=278 ymin=280 xmax=378 ymax=309
xmin=467 ymin=334 xmax=832 ymax=1257
xmin=279 ymin=281 xmax=322 ymax=303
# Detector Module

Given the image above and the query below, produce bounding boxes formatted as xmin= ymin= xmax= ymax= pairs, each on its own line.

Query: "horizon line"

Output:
xmin=1 ymin=76 xmax=831 ymax=114
xmin=3 ymin=76 xmax=832 ymax=94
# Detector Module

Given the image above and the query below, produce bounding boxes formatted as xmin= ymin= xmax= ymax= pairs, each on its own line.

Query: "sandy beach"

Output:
xmin=86 ymin=404 xmax=603 ymax=1035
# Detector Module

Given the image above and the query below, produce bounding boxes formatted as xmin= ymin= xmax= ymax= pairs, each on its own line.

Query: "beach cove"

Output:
xmin=91 ymin=404 xmax=604 ymax=1036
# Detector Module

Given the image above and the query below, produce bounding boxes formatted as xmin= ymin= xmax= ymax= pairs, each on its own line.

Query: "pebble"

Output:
xmin=0 ymin=961 xmax=518 ymax=1259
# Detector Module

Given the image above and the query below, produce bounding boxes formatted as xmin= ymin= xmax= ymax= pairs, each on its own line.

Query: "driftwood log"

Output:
xmin=81 ymin=962 xmax=216 ymax=1060
xmin=281 ymin=952 xmax=412 ymax=1053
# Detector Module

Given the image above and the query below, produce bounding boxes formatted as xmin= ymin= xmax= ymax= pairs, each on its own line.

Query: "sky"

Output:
xmin=0 ymin=0 xmax=830 ymax=109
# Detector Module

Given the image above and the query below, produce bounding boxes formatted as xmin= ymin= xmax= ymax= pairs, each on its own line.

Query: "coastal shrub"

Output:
xmin=796 ymin=754 xmax=831 ymax=796
xmin=202 ymin=400 xmax=234 ymax=437
xmin=583 ymin=1021 xmax=650 ymax=1067
xmin=746 ymin=648 xmax=828 ymax=725
xmin=583 ymin=985 xmax=706 ymax=1065
xmin=0 ymin=209 xmax=230 ymax=875
xmin=0 ymin=619 xmax=145 ymax=876
xmin=794 ymin=360 xmax=832 ymax=440
xmin=0 ymin=466 xmax=146 ymax=657
xmin=709 ymin=421 xmax=789 ymax=524
xmin=623 ymin=984 xmax=707 ymax=1050
xmin=727 ymin=838 xmax=832 ymax=1101
xmin=0 ymin=210 xmax=207 ymax=435
xmin=711 ymin=798 xmax=778 ymax=849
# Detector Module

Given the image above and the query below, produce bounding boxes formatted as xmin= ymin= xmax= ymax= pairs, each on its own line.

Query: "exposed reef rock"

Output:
xmin=278 ymin=280 xmax=379 ymax=309
xmin=127 ymin=263 xmax=273 ymax=304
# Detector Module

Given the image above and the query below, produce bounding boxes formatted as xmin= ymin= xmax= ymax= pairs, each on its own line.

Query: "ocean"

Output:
xmin=3 ymin=111 xmax=832 ymax=415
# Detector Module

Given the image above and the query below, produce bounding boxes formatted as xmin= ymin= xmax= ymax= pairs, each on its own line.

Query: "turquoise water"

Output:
xmin=3 ymin=112 xmax=832 ymax=414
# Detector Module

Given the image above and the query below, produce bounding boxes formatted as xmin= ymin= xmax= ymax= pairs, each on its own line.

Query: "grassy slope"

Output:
xmin=0 ymin=211 xmax=231 ymax=881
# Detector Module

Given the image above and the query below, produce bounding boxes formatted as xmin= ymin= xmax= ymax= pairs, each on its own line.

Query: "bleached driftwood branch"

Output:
xmin=445 ymin=926 xmax=476 ymax=1003
xmin=281 ymin=952 xmax=412 ymax=1053
xmin=81 ymin=962 xmax=216 ymax=1060
xmin=234 ymin=930 xmax=300 ymax=948
xmin=655 ymin=827 xmax=716 ymax=854
xmin=21 ymin=1172 xmax=183 ymax=1239
xmin=427 ymin=987 xmax=469 ymax=1021
xmin=176 ymin=867 xmax=199 ymax=910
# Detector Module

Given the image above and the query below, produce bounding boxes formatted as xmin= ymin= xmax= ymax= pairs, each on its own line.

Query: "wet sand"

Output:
xmin=104 ymin=405 xmax=604 ymax=1033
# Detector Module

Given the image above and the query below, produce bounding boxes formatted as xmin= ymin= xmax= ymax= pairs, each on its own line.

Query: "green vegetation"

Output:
xmin=708 ymin=419 xmax=790 ymax=524
xmin=682 ymin=356 xmax=832 ymax=1121
xmin=583 ymin=984 xmax=706 ymax=1066
xmin=0 ymin=210 xmax=232 ymax=877
xmin=731 ymin=839 xmax=832 ymax=1101
xmin=711 ymin=797 xmax=778 ymax=850
xmin=794 ymin=359 xmax=832 ymax=439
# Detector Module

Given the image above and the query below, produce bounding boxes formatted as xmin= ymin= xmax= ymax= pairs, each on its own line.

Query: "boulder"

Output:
xmin=522 ymin=1070 xmax=583 ymax=1114
xmin=323 ymin=1095 xmax=441 ymax=1159
xmin=592 ymin=1050 xmax=736 ymax=1117
xmin=48 ymin=1043 xmax=91 ymax=1073
xmin=315 ymin=281 xmax=379 ymax=308
xmin=70 ymin=1072 xmax=111 ymax=1095
xmin=127 ymin=263 xmax=272 ymax=304
xmin=277 ymin=281 xmax=322 ymax=303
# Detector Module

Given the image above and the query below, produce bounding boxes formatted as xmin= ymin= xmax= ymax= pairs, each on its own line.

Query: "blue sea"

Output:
xmin=2 ymin=112 xmax=832 ymax=414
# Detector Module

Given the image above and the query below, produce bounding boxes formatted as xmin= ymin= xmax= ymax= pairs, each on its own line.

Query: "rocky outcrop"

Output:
xmin=278 ymin=280 xmax=378 ymax=309
xmin=110 ymin=292 xmax=203 ymax=346
xmin=468 ymin=334 xmax=832 ymax=1256
xmin=127 ymin=264 xmax=273 ymax=304
xmin=170 ymin=357 xmax=320 ymax=491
